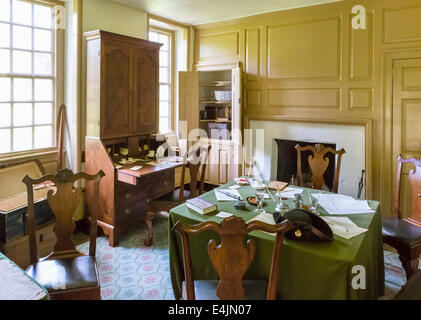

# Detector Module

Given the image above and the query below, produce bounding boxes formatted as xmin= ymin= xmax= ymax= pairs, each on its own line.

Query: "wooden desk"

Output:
xmin=86 ymin=136 xmax=182 ymax=247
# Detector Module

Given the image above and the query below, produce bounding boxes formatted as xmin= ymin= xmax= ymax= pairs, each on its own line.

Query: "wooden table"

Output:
xmin=169 ymin=180 xmax=385 ymax=300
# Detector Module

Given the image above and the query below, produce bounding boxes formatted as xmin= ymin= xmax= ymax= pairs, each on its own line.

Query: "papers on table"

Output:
xmin=214 ymin=189 xmax=243 ymax=201
xmin=313 ymin=193 xmax=375 ymax=215
xmin=248 ymin=213 xmax=277 ymax=235
xmin=321 ymin=216 xmax=368 ymax=240
xmin=0 ymin=259 xmax=47 ymax=300
xmin=228 ymin=185 xmax=242 ymax=190
xmin=279 ymin=187 xmax=304 ymax=199
xmin=216 ymin=211 xmax=234 ymax=218
xmin=129 ymin=165 xmax=143 ymax=171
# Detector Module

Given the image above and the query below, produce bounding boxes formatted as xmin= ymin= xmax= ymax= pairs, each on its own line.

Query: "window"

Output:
xmin=148 ymin=29 xmax=172 ymax=133
xmin=0 ymin=0 xmax=56 ymax=154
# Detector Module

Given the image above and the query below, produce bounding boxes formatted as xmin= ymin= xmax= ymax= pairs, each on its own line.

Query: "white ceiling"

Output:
xmin=109 ymin=0 xmax=343 ymax=25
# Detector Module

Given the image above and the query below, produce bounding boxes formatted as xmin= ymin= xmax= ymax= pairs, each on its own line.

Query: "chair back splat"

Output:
xmin=23 ymin=169 xmax=105 ymax=264
xmin=295 ymin=143 xmax=345 ymax=193
xmin=173 ymin=216 xmax=293 ymax=300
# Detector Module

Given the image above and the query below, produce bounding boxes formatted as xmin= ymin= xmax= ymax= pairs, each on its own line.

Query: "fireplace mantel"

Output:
xmin=244 ymin=115 xmax=373 ymax=199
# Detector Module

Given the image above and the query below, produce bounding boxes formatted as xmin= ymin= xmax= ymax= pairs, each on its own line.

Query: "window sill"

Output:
xmin=0 ymin=148 xmax=58 ymax=165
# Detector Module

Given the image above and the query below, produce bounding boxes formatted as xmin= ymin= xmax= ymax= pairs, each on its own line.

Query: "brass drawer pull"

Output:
xmin=124 ymin=208 xmax=132 ymax=215
xmin=125 ymin=192 xmax=132 ymax=200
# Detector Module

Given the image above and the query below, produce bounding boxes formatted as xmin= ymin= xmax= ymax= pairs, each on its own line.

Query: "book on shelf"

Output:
xmin=186 ymin=197 xmax=217 ymax=215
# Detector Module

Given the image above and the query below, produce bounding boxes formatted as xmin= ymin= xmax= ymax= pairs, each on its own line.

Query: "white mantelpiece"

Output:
xmin=250 ymin=120 xmax=366 ymax=198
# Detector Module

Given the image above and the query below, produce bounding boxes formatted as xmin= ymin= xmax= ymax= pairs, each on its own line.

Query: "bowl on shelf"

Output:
xmin=214 ymin=90 xmax=232 ymax=102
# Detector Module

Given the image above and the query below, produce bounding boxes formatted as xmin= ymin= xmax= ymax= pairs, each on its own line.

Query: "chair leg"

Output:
xmin=399 ymin=254 xmax=419 ymax=280
xmin=144 ymin=211 xmax=157 ymax=247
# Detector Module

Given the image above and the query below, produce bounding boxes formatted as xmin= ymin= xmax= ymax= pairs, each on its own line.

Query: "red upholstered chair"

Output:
xmin=382 ymin=155 xmax=421 ymax=280
xmin=23 ymin=169 xmax=105 ymax=300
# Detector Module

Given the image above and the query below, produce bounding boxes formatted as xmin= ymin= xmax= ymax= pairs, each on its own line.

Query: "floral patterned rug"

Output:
xmin=77 ymin=217 xmax=418 ymax=300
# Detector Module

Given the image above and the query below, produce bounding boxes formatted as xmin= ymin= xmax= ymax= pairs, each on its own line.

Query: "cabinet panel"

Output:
xmin=101 ymin=40 xmax=132 ymax=138
xmin=133 ymin=47 xmax=159 ymax=134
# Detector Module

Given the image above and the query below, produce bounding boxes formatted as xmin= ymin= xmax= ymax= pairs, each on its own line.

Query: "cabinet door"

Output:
xmin=179 ymin=71 xmax=199 ymax=146
xmin=231 ymin=67 xmax=242 ymax=178
xmin=100 ymin=40 xmax=133 ymax=138
xmin=132 ymin=47 xmax=159 ymax=134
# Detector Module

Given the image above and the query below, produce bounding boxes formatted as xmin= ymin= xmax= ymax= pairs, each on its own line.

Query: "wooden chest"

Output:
xmin=0 ymin=160 xmax=55 ymax=248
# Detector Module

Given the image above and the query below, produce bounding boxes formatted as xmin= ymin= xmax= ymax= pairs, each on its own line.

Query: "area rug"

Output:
xmin=78 ymin=217 xmax=418 ymax=300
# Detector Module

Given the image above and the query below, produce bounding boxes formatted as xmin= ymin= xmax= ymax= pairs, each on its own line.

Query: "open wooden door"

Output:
xmin=231 ymin=66 xmax=242 ymax=177
xmin=178 ymin=71 xmax=199 ymax=152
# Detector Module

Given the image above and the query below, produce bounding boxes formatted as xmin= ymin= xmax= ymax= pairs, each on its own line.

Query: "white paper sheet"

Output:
xmin=321 ymin=216 xmax=368 ymax=240
xmin=248 ymin=213 xmax=277 ymax=235
xmin=279 ymin=187 xmax=304 ymax=199
xmin=313 ymin=193 xmax=375 ymax=215
xmin=216 ymin=211 xmax=234 ymax=218
xmin=0 ymin=259 xmax=46 ymax=300
xmin=228 ymin=185 xmax=242 ymax=190
xmin=214 ymin=189 xmax=243 ymax=201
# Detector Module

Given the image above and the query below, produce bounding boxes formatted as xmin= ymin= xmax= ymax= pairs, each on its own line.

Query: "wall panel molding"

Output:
xmin=383 ymin=5 xmax=421 ymax=43
xmin=245 ymin=28 xmax=260 ymax=82
xmin=267 ymin=17 xmax=341 ymax=80
xmin=267 ymin=88 xmax=341 ymax=109
xmin=349 ymin=88 xmax=373 ymax=111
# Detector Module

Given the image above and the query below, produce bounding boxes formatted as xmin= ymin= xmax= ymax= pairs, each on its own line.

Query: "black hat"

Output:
xmin=274 ymin=209 xmax=333 ymax=241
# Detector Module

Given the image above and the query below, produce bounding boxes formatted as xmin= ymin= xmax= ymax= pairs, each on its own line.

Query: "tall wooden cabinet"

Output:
xmin=85 ymin=30 xmax=160 ymax=139
xmin=179 ymin=66 xmax=243 ymax=185
xmin=84 ymin=31 xmax=164 ymax=246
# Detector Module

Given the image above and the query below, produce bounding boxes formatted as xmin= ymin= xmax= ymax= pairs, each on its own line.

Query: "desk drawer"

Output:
xmin=116 ymin=201 xmax=147 ymax=223
xmin=139 ymin=169 xmax=174 ymax=185
xmin=145 ymin=176 xmax=174 ymax=199
xmin=115 ymin=187 xmax=147 ymax=207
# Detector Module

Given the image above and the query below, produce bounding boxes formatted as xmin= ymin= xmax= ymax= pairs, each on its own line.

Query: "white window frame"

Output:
xmin=148 ymin=27 xmax=174 ymax=134
xmin=0 ymin=0 xmax=64 ymax=160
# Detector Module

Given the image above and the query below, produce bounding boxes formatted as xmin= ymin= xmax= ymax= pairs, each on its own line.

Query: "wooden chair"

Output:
xmin=295 ymin=143 xmax=345 ymax=193
xmin=23 ymin=168 xmax=105 ymax=300
xmin=394 ymin=270 xmax=421 ymax=300
xmin=382 ymin=155 xmax=421 ymax=280
xmin=172 ymin=216 xmax=293 ymax=300
xmin=144 ymin=144 xmax=212 ymax=246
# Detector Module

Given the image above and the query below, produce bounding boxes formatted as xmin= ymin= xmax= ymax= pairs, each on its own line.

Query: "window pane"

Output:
xmin=159 ymin=84 xmax=169 ymax=101
xmin=0 ymin=103 xmax=11 ymax=127
xmin=158 ymin=34 xmax=169 ymax=51
xmin=0 ymin=49 xmax=10 ymax=73
xmin=159 ymin=101 xmax=169 ymax=117
xmin=13 ymin=78 xmax=32 ymax=101
xmin=159 ymin=51 xmax=168 ymax=67
xmin=13 ymin=25 xmax=31 ymax=50
xmin=13 ymin=50 xmax=31 ymax=74
xmin=34 ymin=79 xmax=52 ymax=101
xmin=34 ymin=125 xmax=52 ymax=148
xmin=13 ymin=103 xmax=32 ymax=126
xmin=34 ymin=5 xmax=52 ymax=29
xmin=0 ymin=77 xmax=11 ymax=101
xmin=159 ymin=117 xmax=169 ymax=133
xmin=0 ymin=23 xmax=10 ymax=46
xmin=34 ymin=102 xmax=52 ymax=124
xmin=159 ymin=67 xmax=168 ymax=83
xmin=34 ymin=52 xmax=51 ymax=75
xmin=148 ymin=31 xmax=158 ymax=42
xmin=34 ymin=29 xmax=51 ymax=51
xmin=0 ymin=128 xmax=11 ymax=153
xmin=13 ymin=126 xmax=31 ymax=151
xmin=13 ymin=0 xmax=32 ymax=25
xmin=0 ymin=0 xmax=10 ymax=22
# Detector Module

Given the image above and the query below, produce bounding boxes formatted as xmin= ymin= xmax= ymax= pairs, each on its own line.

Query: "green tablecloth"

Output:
xmin=169 ymin=181 xmax=384 ymax=300
xmin=0 ymin=253 xmax=49 ymax=300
